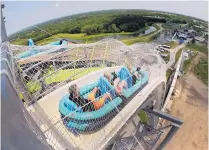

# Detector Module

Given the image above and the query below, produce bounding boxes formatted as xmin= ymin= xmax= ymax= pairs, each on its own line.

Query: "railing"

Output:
xmin=28 ymin=62 xmax=166 ymax=150
xmin=42 ymin=72 xmax=148 ymax=150
xmin=1 ymin=41 xmax=52 ymax=149
xmin=1 ymin=3 xmax=172 ymax=149
xmin=15 ymin=45 xmax=131 ymax=101
xmin=9 ymin=27 xmax=167 ymax=150
xmin=162 ymin=50 xmax=183 ymax=112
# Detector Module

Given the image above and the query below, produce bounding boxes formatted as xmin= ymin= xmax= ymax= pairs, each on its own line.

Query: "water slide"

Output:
xmin=59 ymin=66 xmax=149 ymax=133
xmin=15 ymin=39 xmax=68 ymax=59
xmin=36 ymin=65 xmax=165 ymax=150
xmin=49 ymin=39 xmax=68 ymax=45
xmin=28 ymin=38 xmax=35 ymax=46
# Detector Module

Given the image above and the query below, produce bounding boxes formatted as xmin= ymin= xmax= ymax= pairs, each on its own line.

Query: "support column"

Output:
xmin=1 ymin=4 xmax=8 ymax=43
xmin=156 ymin=124 xmax=180 ymax=150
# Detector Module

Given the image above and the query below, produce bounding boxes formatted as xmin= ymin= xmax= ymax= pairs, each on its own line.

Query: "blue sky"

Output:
xmin=2 ymin=1 xmax=208 ymax=35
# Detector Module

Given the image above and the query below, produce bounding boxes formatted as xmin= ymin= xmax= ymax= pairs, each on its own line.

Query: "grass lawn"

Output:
xmin=122 ymin=36 xmax=151 ymax=45
xmin=175 ymin=48 xmax=183 ymax=63
xmin=166 ymin=68 xmax=173 ymax=80
xmin=35 ymin=32 xmax=133 ymax=45
xmin=194 ymin=58 xmax=208 ymax=85
xmin=11 ymin=38 xmax=28 ymax=45
xmin=186 ymin=43 xmax=208 ymax=55
xmin=27 ymin=67 xmax=104 ymax=93
xmin=183 ymin=52 xmax=198 ymax=73
xmin=166 ymin=41 xmax=179 ymax=49
xmin=45 ymin=67 xmax=104 ymax=84
xmin=184 ymin=58 xmax=193 ymax=73
xmin=138 ymin=110 xmax=149 ymax=125
xmin=183 ymin=44 xmax=208 ymax=85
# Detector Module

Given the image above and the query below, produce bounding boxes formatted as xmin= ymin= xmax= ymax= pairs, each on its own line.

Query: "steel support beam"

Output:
xmin=156 ymin=123 xmax=180 ymax=150
xmin=142 ymin=108 xmax=183 ymax=125
xmin=142 ymin=108 xmax=183 ymax=150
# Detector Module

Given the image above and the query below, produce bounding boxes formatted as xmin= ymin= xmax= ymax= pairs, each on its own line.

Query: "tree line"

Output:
xmin=10 ymin=10 xmax=191 ymax=43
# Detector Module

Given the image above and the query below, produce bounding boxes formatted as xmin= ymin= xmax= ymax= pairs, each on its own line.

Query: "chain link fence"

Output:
xmin=11 ymin=39 xmax=167 ymax=150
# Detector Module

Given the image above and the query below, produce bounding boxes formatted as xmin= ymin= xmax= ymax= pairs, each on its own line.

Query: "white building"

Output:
xmin=194 ymin=36 xmax=205 ymax=43
xmin=160 ymin=53 xmax=168 ymax=58
xmin=178 ymin=34 xmax=187 ymax=40
xmin=193 ymin=25 xmax=204 ymax=29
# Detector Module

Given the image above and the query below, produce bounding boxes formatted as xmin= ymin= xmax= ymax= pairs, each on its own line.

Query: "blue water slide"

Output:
xmin=49 ymin=39 xmax=68 ymax=46
xmin=28 ymin=39 xmax=34 ymax=46
xmin=15 ymin=39 xmax=68 ymax=59
xmin=58 ymin=68 xmax=149 ymax=133
xmin=15 ymin=49 xmax=40 ymax=59
xmin=49 ymin=41 xmax=61 ymax=45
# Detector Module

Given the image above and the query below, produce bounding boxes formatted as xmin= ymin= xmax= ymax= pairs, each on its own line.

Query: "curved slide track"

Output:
xmin=15 ymin=39 xmax=69 ymax=60
xmin=30 ymin=65 xmax=166 ymax=150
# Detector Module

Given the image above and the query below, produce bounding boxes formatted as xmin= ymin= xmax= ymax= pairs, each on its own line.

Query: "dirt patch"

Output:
xmin=187 ymin=52 xmax=206 ymax=74
xmin=187 ymin=86 xmax=208 ymax=105
xmin=164 ymin=55 xmax=208 ymax=150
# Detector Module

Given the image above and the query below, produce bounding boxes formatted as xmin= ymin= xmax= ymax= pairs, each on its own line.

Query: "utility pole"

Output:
xmin=1 ymin=4 xmax=8 ymax=43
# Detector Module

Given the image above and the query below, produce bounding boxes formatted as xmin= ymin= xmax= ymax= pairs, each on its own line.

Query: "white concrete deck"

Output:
xmin=31 ymin=66 xmax=166 ymax=150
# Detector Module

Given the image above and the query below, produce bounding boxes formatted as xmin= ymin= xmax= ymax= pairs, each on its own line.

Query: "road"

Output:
xmin=157 ymin=24 xmax=163 ymax=33
xmin=166 ymin=39 xmax=191 ymax=69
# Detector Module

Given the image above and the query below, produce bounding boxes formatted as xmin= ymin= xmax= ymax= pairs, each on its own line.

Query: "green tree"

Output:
xmin=70 ymin=27 xmax=81 ymax=34
xmin=82 ymin=24 xmax=103 ymax=35
xmin=111 ymin=24 xmax=120 ymax=33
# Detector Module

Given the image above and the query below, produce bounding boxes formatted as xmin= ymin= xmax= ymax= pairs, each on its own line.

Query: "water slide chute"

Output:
xmin=28 ymin=38 xmax=34 ymax=46
xmin=59 ymin=66 xmax=149 ymax=133
xmin=15 ymin=39 xmax=68 ymax=59
xmin=49 ymin=39 xmax=68 ymax=46
xmin=15 ymin=39 xmax=41 ymax=59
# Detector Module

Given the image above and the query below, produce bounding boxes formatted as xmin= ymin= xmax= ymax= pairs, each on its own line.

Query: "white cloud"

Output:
xmin=55 ymin=2 xmax=60 ymax=8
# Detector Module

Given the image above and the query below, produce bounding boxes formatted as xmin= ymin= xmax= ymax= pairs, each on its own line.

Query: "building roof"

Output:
xmin=160 ymin=53 xmax=168 ymax=57
xmin=194 ymin=36 xmax=205 ymax=42
xmin=178 ymin=34 xmax=187 ymax=39
xmin=188 ymin=29 xmax=195 ymax=33
xmin=193 ymin=25 xmax=204 ymax=29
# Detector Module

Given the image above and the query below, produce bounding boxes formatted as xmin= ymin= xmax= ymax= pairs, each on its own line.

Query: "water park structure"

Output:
xmin=1 ymin=5 xmax=184 ymax=150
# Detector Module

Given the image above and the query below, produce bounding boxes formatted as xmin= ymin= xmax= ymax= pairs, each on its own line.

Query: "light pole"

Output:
xmin=1 ymin=4 xmax=8 ymax=43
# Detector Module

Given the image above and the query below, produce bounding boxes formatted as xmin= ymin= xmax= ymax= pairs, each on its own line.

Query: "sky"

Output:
xmin=2 ymin=1 xmax=208 ymax=35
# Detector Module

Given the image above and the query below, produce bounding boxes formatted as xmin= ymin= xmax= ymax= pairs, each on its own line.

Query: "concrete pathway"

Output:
xmin=166 ymin=39 xmax=191 ymax=69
